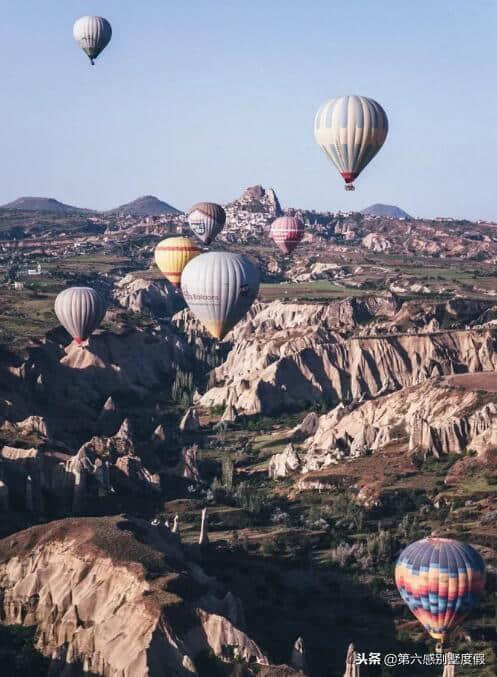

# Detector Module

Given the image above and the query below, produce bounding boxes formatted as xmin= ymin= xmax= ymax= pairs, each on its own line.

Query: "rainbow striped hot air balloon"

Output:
xmin=314 ymin=95 xmax=388 ymax=191
xmin=154 ymin=236 xmax=201 ymax=287
xmin=269 ymin=216 xmax=304 ymax=254
xmin=395 ymin=537 xmax=486 ymax=643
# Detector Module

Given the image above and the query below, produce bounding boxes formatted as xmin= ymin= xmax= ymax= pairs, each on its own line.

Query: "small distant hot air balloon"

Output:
xmin=154 ymin=236 xmax=201 ymax=287
xmin=55 ymin=287 xmax=107 ymax=345
xmin=181 ymin=252 xmax=260 ymax=339
xmin=269 ymin=216 xmax=304 ymax=254
xmin=188 ymin=203 xmax=226 ymax=245
xmin=73 ymin=16 xmax=112 ymax=65
xmin=395 ymin=537 xmax=486 ymax=645
xmin=314 ymin=95 xmax=388 ymax=191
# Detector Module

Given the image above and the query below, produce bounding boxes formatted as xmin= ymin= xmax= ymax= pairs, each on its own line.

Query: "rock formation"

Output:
xmin=179 ymin=408 xmax=201 ymax=432
xmin=344 ymin=643 xmax=361 ymax=676
xmin=98 ymin=395 xmax=122 ymax=436
xmin=290 ymin=412 xmax=319 ymax=440
xmin=0 ymin=323 xmax=193 ymax=448
xmin=199 ymin=508 xmax=209 ymax=545
xmin=113 ymin=274 xmax=184 ymax=317
xmin=172 ymin=446 xmax=201 ymax=483
xmin=228 ymin=185 xmax=283 ymax=217
xmin=0 ymin=480 xmax=9 ymax=510
xmin=362 ymin=232 xmax=392 ymax=252
xmin=289 ymin=636 xmax=308 ymax=674
xmin=0 ymin=516 xmax=273 ymax=675
xmin=201 ymin=307 xmax=497 ymax=414
xmin=269 ymin=444 xmax=301 ymax=479
xmin=306 ymin=373 xmax=497 ymax=464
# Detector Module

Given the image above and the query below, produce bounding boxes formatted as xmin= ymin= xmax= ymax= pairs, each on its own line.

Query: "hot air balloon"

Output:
xmin=54 ymin=287 xmax=107 ymax=345
xmin=269 ymin=216 xmax=304 ymax=254
xmin=181 ymin=252 xmax=260 ymax=339
xmin=314 ymin=95 xmax=388 ymax=191
xmin=188 ymin=203 xmax=226 ymax=245
xmin=73 ymin=16 xmax=112 ymax=65
xmin=395 ymin=537 xmax=486 ymax=645
xmin=154 ymin=236 xmax=201 ymax=287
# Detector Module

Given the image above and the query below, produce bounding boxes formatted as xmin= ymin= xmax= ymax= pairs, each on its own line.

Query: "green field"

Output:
xmin=260 ymin=280 xmax=371 ymax=302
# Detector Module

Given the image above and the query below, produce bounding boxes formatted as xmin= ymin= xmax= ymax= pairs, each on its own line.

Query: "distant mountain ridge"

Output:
xmin=361 ymin=203 xmax=411 ymax=219
xmin=0 ymin=197 xmax=91 ymax=214
xmin=105 ymin=195 xmax=180 ymax=216
xmin=0 ymin=194 xmax=181 ymax=217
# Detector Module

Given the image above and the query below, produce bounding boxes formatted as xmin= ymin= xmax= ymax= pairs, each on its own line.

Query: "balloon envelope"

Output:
xmin=188 ymin=203 xmax=226 ymax=245
xmin=269 ymin=216 xmax=304 ymax=254
xmin=73 ymin=16 xmax=112 ymax=64
xmin=181 ymin=252 xmax=260 ymax=339
xmin=154 ymin=236 xmax=201 ymax=287
xmin=314 ymin=95 xmax=388 ymax=187
xmin=55 ymin=287 xmax=107 ymax=345
xmin=395 ymin=537 xmax=486 ymax=641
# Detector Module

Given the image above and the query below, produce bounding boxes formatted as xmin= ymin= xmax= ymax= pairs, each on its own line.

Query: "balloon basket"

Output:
xmin=345 ymin=184 xmax=355 ymax=192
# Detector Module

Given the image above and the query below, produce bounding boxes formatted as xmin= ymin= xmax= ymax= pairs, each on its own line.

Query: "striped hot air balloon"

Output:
xmin=154 ymin=236 xmax=201 ymax=287
xmin=73 ymin=16 xmax=112 ymax=65
xmin=269 ymin=216 xmax=304 ymax=254
xmin=181 ymin=252 xmax=260 ymax=340
xmin=314 ymin=95 xmax=388 ymax=191
xmin=188 ymin=203 xmax=226 ymax=245
xmin=55 ymin=287 xmax=107 ymax=345
xmin=395 ymin=537 xmax=486 ymax=643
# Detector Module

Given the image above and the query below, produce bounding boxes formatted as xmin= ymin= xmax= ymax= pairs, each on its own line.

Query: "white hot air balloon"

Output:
xmin=54 ymin=287 xmax=107 ymax=345
xmin=314 ymin=95 xmax=388 ymax=191
xmin=181 ymin=252 xmax=260 ymax=340
xmin=73 ymin=16 xmax=112 ymax=65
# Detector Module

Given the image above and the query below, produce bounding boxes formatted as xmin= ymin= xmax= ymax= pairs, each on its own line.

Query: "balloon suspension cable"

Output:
xmin=345 ymin=184 xmax=355 ymax=192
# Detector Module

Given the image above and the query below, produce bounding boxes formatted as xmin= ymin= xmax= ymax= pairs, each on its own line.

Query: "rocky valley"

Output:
xmin=1 ymin=195 xmax=497 ymax=676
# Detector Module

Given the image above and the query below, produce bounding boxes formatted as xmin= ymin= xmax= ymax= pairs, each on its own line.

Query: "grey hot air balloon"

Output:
xmin=73 ymin=16 xmax=112 ymax=65
xmin=314 ymin=95 xmax=388 ymax=191
xmin=54 ymin=287 xmax=107 ymax=345
xmin=188 ymin=203 xmax=226 ymax=245
xmin=181 ymin=252 xmax=260 ymax=340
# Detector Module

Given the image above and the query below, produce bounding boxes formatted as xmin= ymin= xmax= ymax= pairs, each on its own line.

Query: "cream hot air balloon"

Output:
xmin=188 ymin=203 xmax=226 ymax=245
xmin=314 ymin=95 xmax=388 ymax=191
xmin=154 ymin=236 xmax=201 ymax=287
xmin=55 ymin=287 xmax=107 ymax=345
xmin=269 ymin=216 xmax=304 ymax=254
xmin=73 ymin=16 xmax=112 ymax=65
xmin=181 ymin=252 xmax=260 ymax=340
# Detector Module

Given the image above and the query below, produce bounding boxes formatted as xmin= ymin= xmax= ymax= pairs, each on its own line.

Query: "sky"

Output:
xmin=1 ymin=1 xmax=497 ymax=220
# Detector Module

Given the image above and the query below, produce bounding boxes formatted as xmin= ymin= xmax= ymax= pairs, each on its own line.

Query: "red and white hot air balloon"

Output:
xmin=269 ymin=216 xmax=304 ymax=254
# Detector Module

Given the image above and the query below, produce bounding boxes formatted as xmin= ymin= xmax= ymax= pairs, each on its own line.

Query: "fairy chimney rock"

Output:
xmin=290 ymin=636 xmax=308 ymax=674
xmin=179 ymin=408 xmax=201 ymax=432
xmin=199 ymin=508 xmax=209 ymax=545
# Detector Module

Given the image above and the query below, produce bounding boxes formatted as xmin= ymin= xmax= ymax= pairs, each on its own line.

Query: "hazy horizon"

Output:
xmin=1 ymin=1 xmax=496 ymax=220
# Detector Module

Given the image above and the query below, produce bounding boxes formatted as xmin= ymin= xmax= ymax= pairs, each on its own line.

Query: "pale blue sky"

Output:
xmin=1 ymin=1 xmax=496 ymax=219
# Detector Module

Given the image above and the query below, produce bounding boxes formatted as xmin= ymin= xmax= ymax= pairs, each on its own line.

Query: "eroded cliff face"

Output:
xmin=303 ymin=372 xmax=497 ymax=469
xmin=0 ymin=326 xmax=189 ymax=438
xmin=0 ymin=516 xmax=277 ymax=676
xmin=200 ymin=322 xmax=497 ymax=415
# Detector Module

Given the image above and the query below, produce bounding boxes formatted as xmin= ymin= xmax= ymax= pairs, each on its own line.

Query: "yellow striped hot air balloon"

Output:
xmin=154 ymin=236 xmax=201 ymax=287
